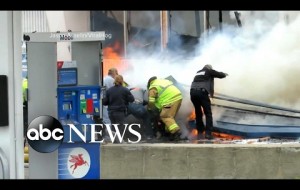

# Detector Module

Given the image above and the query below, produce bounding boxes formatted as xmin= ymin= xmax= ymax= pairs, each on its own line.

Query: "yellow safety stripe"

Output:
xmin=149 ymin=97 xmax=156 ymax=102
xmin=168 ymin=123 xmax=179 ymax=133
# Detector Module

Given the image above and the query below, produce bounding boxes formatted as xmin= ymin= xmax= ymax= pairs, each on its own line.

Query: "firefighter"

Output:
xmin=23 ymin=77 xmax=28 ymax=106
xmin=23 ymin=77 xmax=28 ymax=146
xmin=190 ymin=64 xmax=228 ymax=140
xmin=147 ymin=76 xmax=183 ymax=141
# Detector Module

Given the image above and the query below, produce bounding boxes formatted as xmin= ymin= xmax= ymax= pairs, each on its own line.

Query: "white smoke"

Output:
xmin=125 ymin=11 xmax=300 ymax=107
xmin=122 ymin=11 xmax=300 ymax=132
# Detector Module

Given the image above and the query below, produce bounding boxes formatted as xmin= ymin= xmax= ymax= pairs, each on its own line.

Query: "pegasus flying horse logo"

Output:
xmin=69 ymin=154 xmax=89 ymax=174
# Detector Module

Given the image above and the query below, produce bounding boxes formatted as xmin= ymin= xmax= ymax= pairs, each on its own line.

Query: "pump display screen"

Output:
xmin=57 ymin=68 xmax=77 ymax=86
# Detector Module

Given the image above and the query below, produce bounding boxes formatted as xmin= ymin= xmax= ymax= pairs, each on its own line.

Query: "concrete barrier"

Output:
xmin=101 ymin=143 xmax=300 ymax=179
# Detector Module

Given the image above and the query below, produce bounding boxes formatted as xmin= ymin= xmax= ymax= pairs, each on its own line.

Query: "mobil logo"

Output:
xmin=67 ymin=147 xmax=91 ymax=178
xmin=58 ymin=146 xmax=96 ymax=179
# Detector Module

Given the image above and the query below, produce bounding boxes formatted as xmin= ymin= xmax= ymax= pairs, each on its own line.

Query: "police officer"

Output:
xmin=190 ymin=64 xmax=228 ymax=140
xmin=103 ymin=75 xmax=134 ymax=142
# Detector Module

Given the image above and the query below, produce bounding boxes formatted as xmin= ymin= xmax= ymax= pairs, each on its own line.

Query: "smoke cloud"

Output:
xmin=121 ymin=11 xmax=300 ymax=132
xmin=124 ymin=11 xmax=300 ymax=108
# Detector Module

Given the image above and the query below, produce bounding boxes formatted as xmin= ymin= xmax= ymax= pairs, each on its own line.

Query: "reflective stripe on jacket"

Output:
xmin=148 ymin=79 xmax=182 ymax=110
xmin=22 ymin=78 xmax=28 ymax=102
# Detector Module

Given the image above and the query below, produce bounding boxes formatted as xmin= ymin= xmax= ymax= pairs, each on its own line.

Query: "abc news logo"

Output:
xmin=26 ymin=115 xmax=142 ymax=153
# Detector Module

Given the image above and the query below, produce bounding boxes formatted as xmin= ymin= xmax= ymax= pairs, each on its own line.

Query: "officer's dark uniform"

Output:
xmin=190 ymin=65 xmax=227 ymax=139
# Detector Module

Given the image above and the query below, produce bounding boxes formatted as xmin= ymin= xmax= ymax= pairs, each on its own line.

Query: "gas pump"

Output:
xmin=56 ymin=63 xmax=101 ymax=179
xmin=24 ymin=31 xmax=105 ymax=179
xmin=57 ymin=84 xmax=100 ymax=179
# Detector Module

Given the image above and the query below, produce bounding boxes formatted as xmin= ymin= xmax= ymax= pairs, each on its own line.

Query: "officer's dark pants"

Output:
xmin=109 ymin=110 xmax=126 ymax=124
xmin=190 ymin=88 xmax=213 ymax=135
xmin=109 ymin=111 xmax=126 ymax=132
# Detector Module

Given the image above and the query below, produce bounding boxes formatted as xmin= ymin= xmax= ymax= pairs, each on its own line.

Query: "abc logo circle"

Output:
xmin=27 ymin=115 xmax=64 ymax=153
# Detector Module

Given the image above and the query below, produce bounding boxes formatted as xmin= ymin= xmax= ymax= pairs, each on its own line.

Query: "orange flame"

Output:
xmin=189 ymin=110 xmax=196 ymax=121
xmin=191 ymin=128 xmax=198 ymax=138
xmin=188 ymin=109 xmax=243 ymax=140
xmin=212 ymin=132 xmax=243 ymax=140
xmin=103 ymin=41 xmax=129 ymax=77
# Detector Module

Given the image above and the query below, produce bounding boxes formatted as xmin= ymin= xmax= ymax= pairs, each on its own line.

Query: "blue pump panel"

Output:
xmin=57 ymin=85 xmax=101 ymax=142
